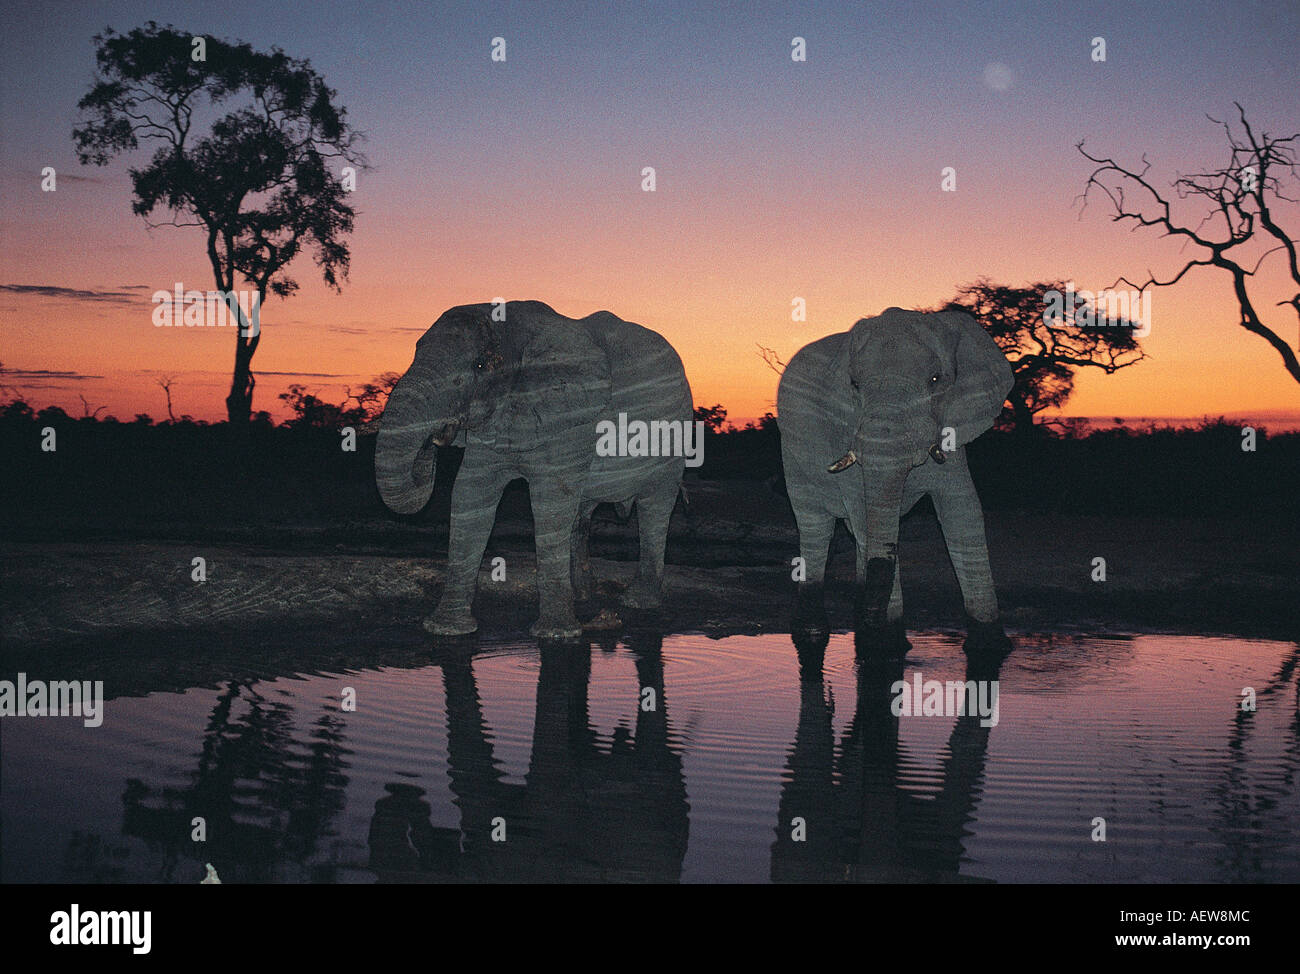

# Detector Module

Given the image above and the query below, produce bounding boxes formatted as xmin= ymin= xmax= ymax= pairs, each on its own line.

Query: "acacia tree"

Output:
xmin=935 ymin=280 xmax=1146 ymax=435
xmin=693 ymin=404 xmax=730 ymax=433
xmin=279 ymin=372 xmax=397 ymax=430
xmin=73 ymin=22 xmax=365 ymax=424
xmin=344 ymin=372 xmax=399 ymax=424
xmin=1079 ymin=104 xmax=1300 ymax=383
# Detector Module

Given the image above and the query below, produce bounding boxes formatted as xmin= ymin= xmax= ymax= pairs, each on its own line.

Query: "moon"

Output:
xmin=983 ymin=62 xmax=1014 ymax=91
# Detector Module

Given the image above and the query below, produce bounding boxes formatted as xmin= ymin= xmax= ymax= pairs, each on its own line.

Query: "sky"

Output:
xmin=2 ymin=0 xmax=1299 ymax=425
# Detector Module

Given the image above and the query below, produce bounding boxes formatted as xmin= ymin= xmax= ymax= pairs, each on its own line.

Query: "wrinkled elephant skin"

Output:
xmin=376 ymin=301 xmax=692 ymax=641
xmin=777 ymin=307 xmax=1015 ymax=662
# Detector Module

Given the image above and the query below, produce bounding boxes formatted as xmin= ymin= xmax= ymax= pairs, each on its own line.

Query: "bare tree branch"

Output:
xmin=78 ymin=394 xmax=106 ymax=419
xmin=1077 ymin=105 xmax=1300 ymax=383
xmin=155 ymin=374 xmax=178 ymax=423
xmin=756 ymin=344 xmax=787 ymax=375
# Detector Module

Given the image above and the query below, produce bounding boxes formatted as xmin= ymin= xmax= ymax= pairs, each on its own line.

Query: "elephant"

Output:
xmin=375 ymin=300 xmax=693 ymax=640
xmin=776 ymin=307 xmax=1014 ymax=660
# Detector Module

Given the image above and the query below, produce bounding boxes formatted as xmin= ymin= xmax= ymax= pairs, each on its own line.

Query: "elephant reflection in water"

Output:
xmin=771 ymin=653 xmax=1004 ymax=883
xmin=367 ymin=634 xmax=689 ymax=882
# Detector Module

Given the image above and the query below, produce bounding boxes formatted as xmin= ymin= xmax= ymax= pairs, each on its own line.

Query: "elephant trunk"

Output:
xmin=375 ymin=372 xmax=453 ymax=515
xmin=830 ymin=402 xmax=922 ymax=626
xmin=859 ymin=459 xmax=909 ymax=628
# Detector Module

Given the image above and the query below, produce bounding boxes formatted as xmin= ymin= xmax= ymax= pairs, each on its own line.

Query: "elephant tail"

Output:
xmin=613 ymin=485 xmax=687 ymax=522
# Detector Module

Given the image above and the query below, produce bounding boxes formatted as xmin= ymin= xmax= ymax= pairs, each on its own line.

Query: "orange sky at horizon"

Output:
xmin=5 ymin=187 xmax=1299 ymax=428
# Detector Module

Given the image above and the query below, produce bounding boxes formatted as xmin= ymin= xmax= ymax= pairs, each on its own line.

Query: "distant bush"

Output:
xmin=967 ymin=418 xmax=1297 ymax=515
xmin=1 ymin=398 xmax=1294 ymax=539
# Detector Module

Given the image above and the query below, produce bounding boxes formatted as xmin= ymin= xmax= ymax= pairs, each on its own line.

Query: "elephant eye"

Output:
xmin=929 ymin=373 xmax=941 ymax=384
xmin=475 ymin=350 xmax=503 ymax=372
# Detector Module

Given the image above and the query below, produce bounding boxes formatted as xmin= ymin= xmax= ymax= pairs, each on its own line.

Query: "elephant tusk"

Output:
xmin=827 ymin=450 xmax=858 ymax=473
xmin=928 ymin=444 xmax=947 ymax=464
xmin=428 ymin=422 xmax=459 ymax=448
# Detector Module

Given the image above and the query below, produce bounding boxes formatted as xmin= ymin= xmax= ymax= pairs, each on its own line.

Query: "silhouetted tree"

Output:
xmin=73 ymin=22 xmax=366 ymax=425
xmin=1079 ymin=103 xmax=1300 ymax=383
xmin=936 ymin=279 xmax=1146 ymax=435
xmin=278 ymin=384 xmax=364 ymax=430
xmin=77 ymin=394 xmax=106 ymax=420
xmin=2 ymin=399 xmax=35 ymax=422
xmin=344 ymin=372 xmax=399 ymax=425
xmin=154 ymin=374 xmax=178 ymax=423
xmin=694 ymin=403 xmax=729 ymax=434
xmin=279 ymin=372 xmax=395 ymax=429
xmin=121 ymin=680 xmax=351 ymax=882
xmin=36 ymin=405 xmax=71 ymax=426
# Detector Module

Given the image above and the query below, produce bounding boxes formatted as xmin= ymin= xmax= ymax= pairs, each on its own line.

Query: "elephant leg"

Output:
xmin=528 ymin=480 xmax=585 ymax=641
xmin=427 ymin=456 xmax=512 ymax=636
xmin=930 ymin=455 xmax=1011 ymax=656
xmin=791 ymin=507 xmax=834 ymax=653
xmin=570 ymin=500 xmax=599 ymax=604
xmin=622 ymin=485 xmax=676 ymax=610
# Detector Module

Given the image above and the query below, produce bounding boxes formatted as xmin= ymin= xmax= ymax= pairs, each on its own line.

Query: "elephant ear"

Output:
xmin=941 ymin=310 xmax=1013 ymax=447
xmin=490 ymin=308 xmax=612 ymax=452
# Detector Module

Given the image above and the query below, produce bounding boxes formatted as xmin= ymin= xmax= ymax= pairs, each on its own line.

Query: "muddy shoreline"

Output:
xmin=4 ymin=497 xmax=1296 ymax=659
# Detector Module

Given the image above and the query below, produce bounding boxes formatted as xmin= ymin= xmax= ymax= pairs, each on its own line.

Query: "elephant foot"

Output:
xmin=530 ymin=614 xmax=584 ymax=642
xmin=855 ymin=619 xmax=911 ymax=660
xmin=792 ymin=634 xmax=827 ymax=677
xmin=963 ymin=617 xmax=1012 ymax=658
xmin=620 ymin=578 xmax=663 ymax=610
xmin=792 ymin=584 xmax=830 ymax=651
xmin=792 ymin=622 xmax=830 ymax=651
xmin=424 ymin=606 xmax=477 ymax=636
xmin=582 ymin=608 xmax=623 ymax=631
xmin=791 ymin=610 xmax=830 ymax=668
xmin=785 ymin=600 xmax=826 ymax=644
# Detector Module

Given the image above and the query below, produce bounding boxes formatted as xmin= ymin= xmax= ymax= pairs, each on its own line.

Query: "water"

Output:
xmin=3 ymin=632 xmax=1298 ymax=883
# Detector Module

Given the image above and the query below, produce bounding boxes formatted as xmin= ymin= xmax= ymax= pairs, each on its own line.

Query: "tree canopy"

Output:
xmin=936 ymin=279 xmax=1146 ymax=434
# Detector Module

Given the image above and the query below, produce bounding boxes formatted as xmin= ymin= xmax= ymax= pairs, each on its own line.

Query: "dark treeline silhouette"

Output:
xmin=693 ymin=407 xmax=1295 ymax=516
xmin=1 ymin=397 xmax=1295 ymax=542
